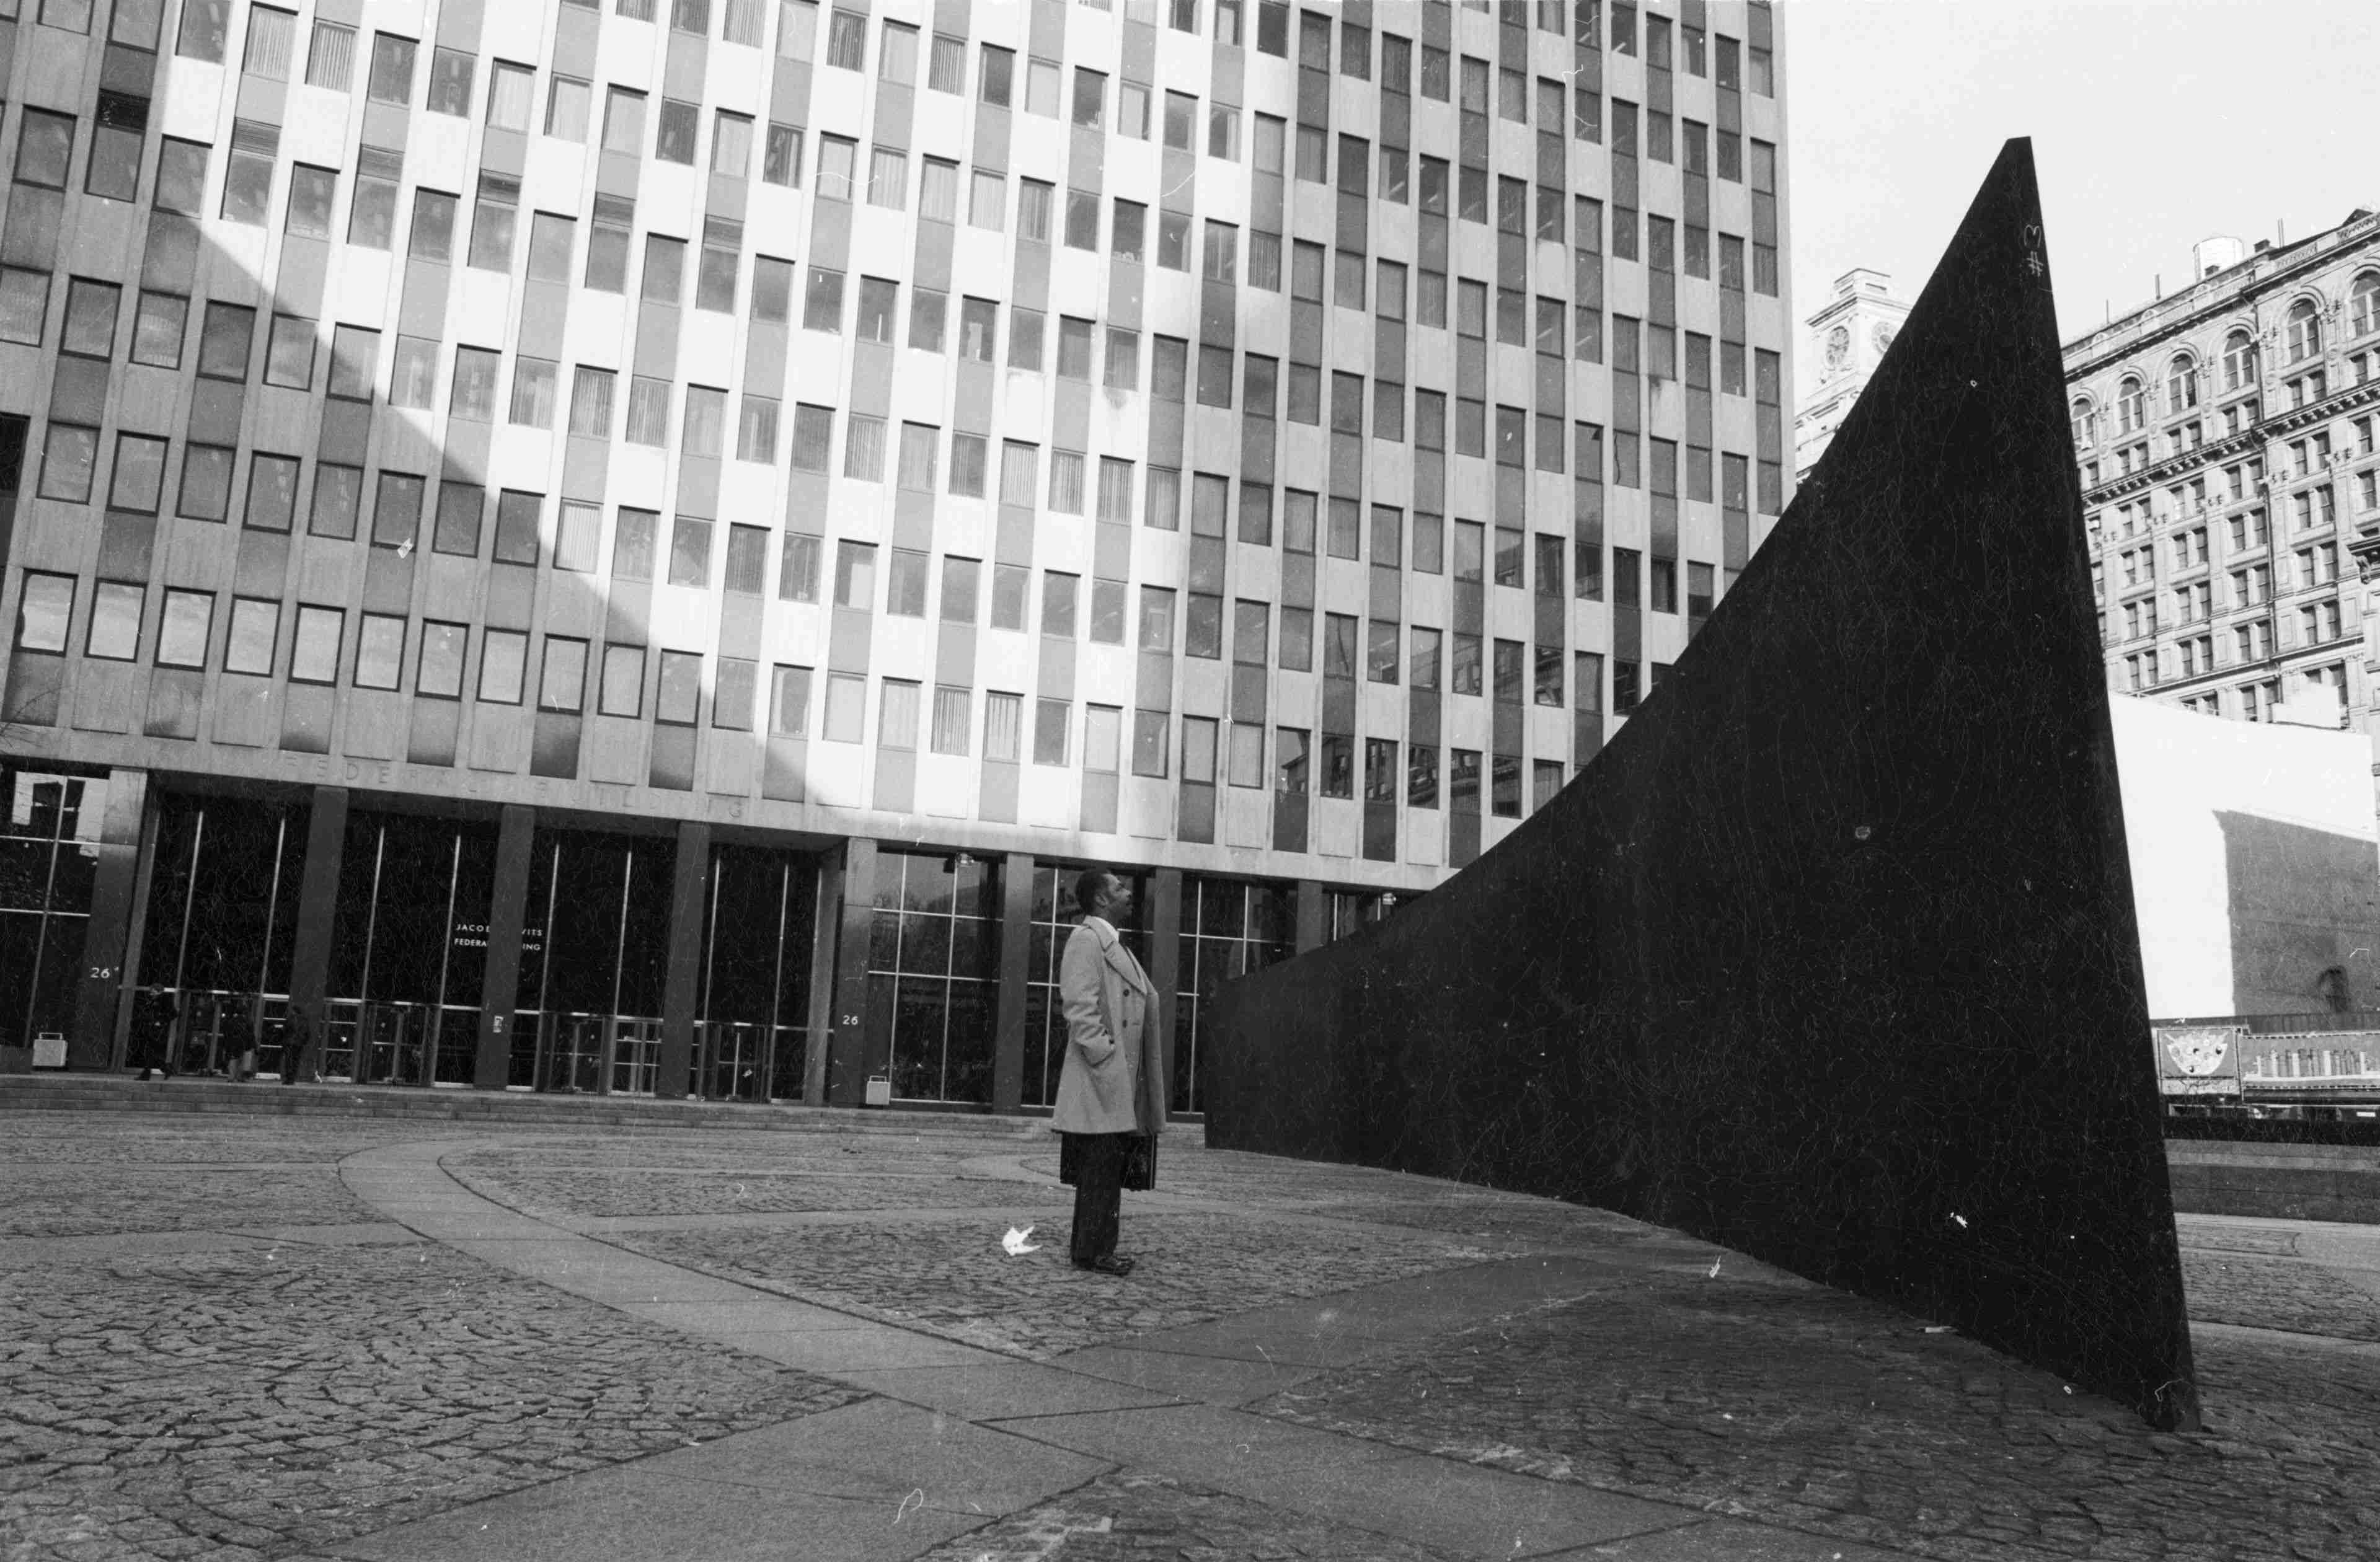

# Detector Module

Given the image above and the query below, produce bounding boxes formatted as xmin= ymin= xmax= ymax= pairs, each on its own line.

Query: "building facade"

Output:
xmin=0 ymin=0 xmax=1792 ymax=1110
xmin=2066 ymin=211 xmax=2380 ymax=733
xmin=1790 ymin=265 xmax=1903 ymax=482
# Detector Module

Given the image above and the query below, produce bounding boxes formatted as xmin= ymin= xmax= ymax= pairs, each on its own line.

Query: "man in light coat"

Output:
xmin=1053 ymin=868 xmax=1164 ymax=1275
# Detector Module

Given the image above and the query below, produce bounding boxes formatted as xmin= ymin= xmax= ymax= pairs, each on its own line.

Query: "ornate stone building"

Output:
xmin=1792 ymin=265 xmax=1905 ymax=481
xmin=2065 ymin=211 xmax=2380 ymax=732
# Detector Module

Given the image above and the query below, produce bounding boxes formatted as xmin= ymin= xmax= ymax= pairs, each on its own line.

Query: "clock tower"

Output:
xmin=1794 ymin=268 xmax=1913 ymax=480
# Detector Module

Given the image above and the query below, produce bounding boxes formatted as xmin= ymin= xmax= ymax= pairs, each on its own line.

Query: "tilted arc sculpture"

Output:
xmin=1201 ymin=141 xmax=2200 ymax=1431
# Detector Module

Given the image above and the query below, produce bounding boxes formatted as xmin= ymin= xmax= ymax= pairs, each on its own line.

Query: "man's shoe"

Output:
xmin=1075 ymin=1255 xmax=1136 ymax=1276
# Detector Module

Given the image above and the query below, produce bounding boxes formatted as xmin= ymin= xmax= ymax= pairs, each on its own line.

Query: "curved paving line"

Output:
xmin=322 ymin=1137 xmax=1880 ymax=1561
xmin=339 ymin=1136 xmax=1013 ymax=1369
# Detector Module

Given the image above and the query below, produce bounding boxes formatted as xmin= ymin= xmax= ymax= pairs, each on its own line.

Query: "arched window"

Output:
xmin=2116 ymin=376 xmax=2146 ymax=433
xmin=2165 ymin=353 xmax=2198 ymax=411
xmin=2069 ymin=397 xmax=2097 ymax=449
xmin=2222 ymin=329 xmax=2255 ymax=390
xmin=2352 ymin=272 xmax=2380 ymax=339
xmin=2286 ymin=297 xmax=2322 ymax=363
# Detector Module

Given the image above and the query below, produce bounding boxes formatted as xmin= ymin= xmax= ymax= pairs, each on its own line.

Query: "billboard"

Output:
xmin=2153 ymin=1026 xmax=2244 ymax=1096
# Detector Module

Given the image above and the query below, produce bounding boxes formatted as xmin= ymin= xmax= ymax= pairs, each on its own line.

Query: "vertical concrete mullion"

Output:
xmin=991 ymin=851 xmax=1034 ymax=1113
xmin=472 ymin=803 xmax=536 ymax=1090
xmin=107 ymin=791 xmax=164 ymax=1070
xmin=658 ymin=819 xmax=710 ymax=1100
xmin=802 ymin=847 xmax=843 ymax=1107
xmin=1148 ymin=867 xmax=1182 ymax=1117
xmin=826 ymin=837 xmax=878 ymax=1106
xmin=285 ymin=785 xmax=350 ymax=1069
xmin=68 ymin=769 xmax=150 ymax=1069
xmin=1294 ymin=879 xmax=1327 ymax=952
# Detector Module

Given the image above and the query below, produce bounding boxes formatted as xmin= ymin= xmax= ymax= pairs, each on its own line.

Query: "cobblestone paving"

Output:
xmin=2177 ymin=1250 xmax=2380 ymax=1343
xmin=0 ymin=1165 xmax=386 ymax=1240
xmin=906 ymin=1470 xmax=1466 ymax=1562
xmin=453 ymin=1165 xmax=1069 ymax=1219
xmin=1015 ymin=1150 xmax=1475 ymax=1210
xmin=614 ymin=1212 xmax=1512 ymax=1359
xmin=451 ymin=1131 xmax=1022 ymax=1176
xmin=17 ymin=1110 xmax=2380 ymax=1562
xmin=0 ymin=1124 xmax=867 ymax=1561
xmin=1251 ymin=1265 xmax=2380 ymax=1562
xmin=0 ymin=1116 xmax=433 ymax=1238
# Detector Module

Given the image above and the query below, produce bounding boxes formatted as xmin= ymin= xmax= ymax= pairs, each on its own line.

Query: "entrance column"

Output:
xmin=285 ymin=786 xmax=349 ymax=1077
xmin=825 ymin=837 xmax=878 ymax=1106
xmin=1293 ymin=880 xmax=1327 ymax=952
xmin=802 ymin=848 xmax=842 ymax=1106
xmin=67 ymin=768 xmax=149 ymax=1069
xmin=472 ymin=803 xmax=536 ymax=1089
xmin=1147 ymin=868 xmax=1183 ymax=1118
xmin=658 ymin=818 xmax=710 ymax=1100
xmin=991 ymin=851 xmax=1033 ymax=1113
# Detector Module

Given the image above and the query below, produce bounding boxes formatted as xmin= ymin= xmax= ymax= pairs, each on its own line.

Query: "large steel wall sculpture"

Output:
xmin=1201 ymin=142 xmax=2200 ymax=1431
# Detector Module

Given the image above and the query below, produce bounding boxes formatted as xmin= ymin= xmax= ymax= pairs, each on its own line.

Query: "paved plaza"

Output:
xmin=5 ymin=1094 xmax=2380 ymax=1561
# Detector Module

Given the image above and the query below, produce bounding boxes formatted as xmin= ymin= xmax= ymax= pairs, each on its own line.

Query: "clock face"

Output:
xmin=1873 ymin=323 xmax=1899 ymax=357
xmin=1824 ymin=324 xmax=1851 ymax=371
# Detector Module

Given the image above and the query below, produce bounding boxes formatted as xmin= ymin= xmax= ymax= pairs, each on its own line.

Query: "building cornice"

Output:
xmin=2063 ymin=215 xmax=2380 ymax=381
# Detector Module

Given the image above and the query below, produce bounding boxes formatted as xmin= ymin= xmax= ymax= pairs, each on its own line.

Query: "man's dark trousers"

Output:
xmin=1068 ymin=1132 xmax=1127 ymax=1266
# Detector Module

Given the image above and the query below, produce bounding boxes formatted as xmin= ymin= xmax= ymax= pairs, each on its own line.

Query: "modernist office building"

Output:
xmin=0 ymin=0 xmax=1791 ymax=1111
xmin=2067 ymin=209 xmax=2380 ymax=732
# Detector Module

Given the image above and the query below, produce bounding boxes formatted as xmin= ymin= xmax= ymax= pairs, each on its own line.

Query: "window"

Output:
xmin=826 ymin=7 xmax=869 ymax=68
xmin=367 ymin=32 xmax=417 ymax=105
xmin=51 ymin=278 xmax=117 ymax=360
xmin=526 ymin=636 xmax=585 ymax=714
xmin=1011 ymin=309 xmax=1045 ymax=371
xmin=879 ymin=18 xmax=918 ymax=82
xmin=223 ymin=598 xmax=280 ymax=676
xmin=804 ymin=266 xmax=844 ymax=330
xmin=289 ymin=605 xmax=343 ymax=684
xmin=106 ymin=433 xmax=167 ymax=513
xmin=73 ymin=579 xmax=139 ymax=662
xmin=603 ymin=86 xmax=649 ymax=154
xmin=352 ymin=613 xmax=404 ymax=690
xmin=929 ymin=33 xmax=965 ymax=92
xmin=980 ymin=43 xmax=1014 ymax=105
xmin=157 ymin=590 xmax=214 ymax=669
xmin=466 ymin=629 xmax=523 ymax=705
xmin=856 ymin=276 xmax=897 ymax=342
xmin=174 ymin=0 xmax=230 ymax=60
xmin=83 ymin=92 xmax=146 ymax=203
xmin=1072 ymin=67 xmax=1107 ymax=128
xmin=534 ymin=73 xmax=593 ymax=138
xmin=867 ymin=145 xmax=906 ymax=208
xmin=2223 ymin=330 xmax=2255 ymax=390
xmin=244 ymin=454 xmax=301 ymax=536
xmin=761 ymin=122 xmax=803 ymax=185
xmin=2287 ymin=298 xmax=2322 ymax=363
xmin=14 ymin=110 xmax=74 ymax=190
xmin=844 ymin=413 xmax=885 ymax=480
xmin=427 ymin=46 xmax=474 ymax=115
xmin=118 ymin=289 xmax=187 ymax=368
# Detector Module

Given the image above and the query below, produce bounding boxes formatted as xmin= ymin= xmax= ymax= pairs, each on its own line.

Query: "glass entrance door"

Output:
xmin=135 ymin=792 xmax=305 ymax=1077
xmin=514 ymin=826 xmax=673 ymax=1095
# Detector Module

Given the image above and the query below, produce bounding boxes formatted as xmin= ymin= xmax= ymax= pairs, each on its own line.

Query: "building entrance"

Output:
xmin=694 ymin=842 xmax=819 ymax=1103
xmin=135 ymin=792 xmax=306 ymax=1077
xmin=511 ymin=826 xmax=672 ymax=1095
xmin=326 ymin=809 xmax=498 ymax=1085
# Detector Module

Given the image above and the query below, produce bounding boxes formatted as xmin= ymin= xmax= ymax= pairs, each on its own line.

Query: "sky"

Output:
xmin=1784 ymin=0 xmax=2380 ymax=390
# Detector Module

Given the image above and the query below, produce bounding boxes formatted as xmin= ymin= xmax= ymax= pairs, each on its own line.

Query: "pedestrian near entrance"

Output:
xmin=1052 ymin=868 xmax=1164 ymax=1276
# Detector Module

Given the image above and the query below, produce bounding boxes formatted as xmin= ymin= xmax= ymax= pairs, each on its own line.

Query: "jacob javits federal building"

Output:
xmin=0 ymin=0 xmax=1790 ymax=1113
